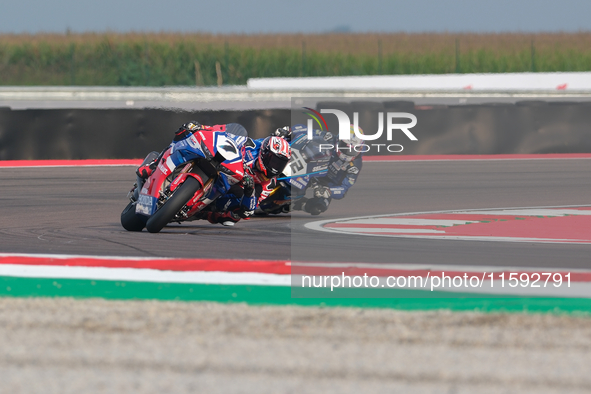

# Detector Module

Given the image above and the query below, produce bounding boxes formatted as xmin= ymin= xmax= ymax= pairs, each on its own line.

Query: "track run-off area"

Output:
xmin=4 ymin=154 xmax=591 ymax=393
xmin=1 ymin=154 xmax=591 ymax=311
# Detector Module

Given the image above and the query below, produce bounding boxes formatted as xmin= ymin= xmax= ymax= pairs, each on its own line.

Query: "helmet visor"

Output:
xmin=263 ymin=153 xmax=290 ymax=176
xmin=337 ymin=140 xmax=358 ymax=157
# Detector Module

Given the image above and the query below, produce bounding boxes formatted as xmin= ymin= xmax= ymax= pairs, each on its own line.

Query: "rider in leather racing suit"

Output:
xmin=203 ymin=133 xmax=292 ymax=226
xmin=136 ymin=121 xmax=290 ymax=226
xmin=279 ymin=124 xmax=363 ymax=215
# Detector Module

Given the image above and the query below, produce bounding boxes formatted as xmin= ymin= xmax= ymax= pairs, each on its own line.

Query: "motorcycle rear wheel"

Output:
xmin=145 ymin=177 xmax=201 ymax=233
xmin=120 ymin=202 xmax=148 ymax=231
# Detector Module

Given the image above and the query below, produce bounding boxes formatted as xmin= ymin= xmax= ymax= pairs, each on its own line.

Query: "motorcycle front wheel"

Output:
xmin=120 ymin=201 xmax=148 ymax=232
xmin=145 ymin=177 xmax=201 ymax=233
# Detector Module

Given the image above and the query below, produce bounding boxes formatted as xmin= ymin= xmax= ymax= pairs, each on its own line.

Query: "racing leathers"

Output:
xmin=291 ymin=126 xmax=363 ymax=215
xmin=203 ymin=137 xmax=279 ymax=225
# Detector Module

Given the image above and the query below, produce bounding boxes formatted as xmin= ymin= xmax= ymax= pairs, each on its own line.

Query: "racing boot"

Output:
xmin=206 ymin=211 xmax=240 ymax=227
xmin=185 ymin=211 xmax=208 ymax=222
xmin=292 ymin=197 xmax=308 ymax=212
xmin=304 ymin=197 xmax=329 ymax=216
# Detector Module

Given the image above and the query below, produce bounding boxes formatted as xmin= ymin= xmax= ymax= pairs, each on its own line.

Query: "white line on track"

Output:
xmin=0 ymin=264 xmax=290 ymax=286
xmin=304 ymin=204 xmax=591 ymax=244
xmin=0 ymin=252 xmax=182 ymax=261
xmin=331 ymin=218 xmax=479 ymax=226
xmin=4 ymin=252 xmax=591 ymax=277
xmin=332 ymin=228 xmax=445 ymax=234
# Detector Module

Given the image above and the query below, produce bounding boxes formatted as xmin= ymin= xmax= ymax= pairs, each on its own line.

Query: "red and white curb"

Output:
xmin=306 ymin=205 xmax=591 ymax=244
xmin=1 ymin=253 xmax=591 ymax=297
xmin=0 ymin=253 xmax=290 ymax=286
xmin=0 ymin=159 xmax=142 ymax=168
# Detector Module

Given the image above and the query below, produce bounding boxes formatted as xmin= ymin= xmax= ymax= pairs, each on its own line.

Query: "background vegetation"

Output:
xmin=1 ymin=32 xmax=591 ymax=86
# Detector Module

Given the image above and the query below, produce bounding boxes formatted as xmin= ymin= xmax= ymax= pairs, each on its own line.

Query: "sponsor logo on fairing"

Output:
xmin=290 ymin=179 xmax=305 ymax=189
xmin=187 ymin=135 xmax=202 ymax=151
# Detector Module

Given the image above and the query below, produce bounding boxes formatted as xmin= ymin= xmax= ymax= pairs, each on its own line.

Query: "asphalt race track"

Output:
xmin=1 ymin=159 xmax=590 ymax=270
xmin=2 ymin=158 xmax=591 ymax=394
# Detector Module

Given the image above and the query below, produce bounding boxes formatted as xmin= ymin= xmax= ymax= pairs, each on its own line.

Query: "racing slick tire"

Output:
xmin=120 ymin=202 xmax=148 ymax=232
xmin=145 ymin=177 xmax=201 ymax=233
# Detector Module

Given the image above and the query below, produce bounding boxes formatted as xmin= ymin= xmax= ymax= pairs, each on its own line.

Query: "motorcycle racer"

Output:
xmin=288 ymin=124 xmax=364 ymax=215
xmin=203 ymin=134 xmax=291 ymax=226
xmin=135 ymin=121 xmax=261 ymax=225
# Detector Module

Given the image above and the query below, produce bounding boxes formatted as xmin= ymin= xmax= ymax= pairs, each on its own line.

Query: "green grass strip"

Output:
xmin=1 ymin=276 xmax=591 ymax=314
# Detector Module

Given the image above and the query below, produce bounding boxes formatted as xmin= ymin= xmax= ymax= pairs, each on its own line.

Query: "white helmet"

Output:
xmin=337 ymin=125 xmax=364 ymax=162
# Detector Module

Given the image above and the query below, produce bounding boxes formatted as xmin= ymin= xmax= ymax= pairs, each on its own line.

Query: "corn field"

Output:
xmin=1 ymin=32 xmax=591 ymax=86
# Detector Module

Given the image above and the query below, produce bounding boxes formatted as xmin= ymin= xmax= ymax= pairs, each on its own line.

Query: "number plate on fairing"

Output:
xmin=136 ymin=194 xmax=156 ymax=216
xmin=289 ymin=149 xmax=306 ymax=177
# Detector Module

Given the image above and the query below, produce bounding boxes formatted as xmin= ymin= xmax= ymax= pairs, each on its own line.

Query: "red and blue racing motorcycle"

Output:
xmin=121 ymin=128 xmax=246 ymax=233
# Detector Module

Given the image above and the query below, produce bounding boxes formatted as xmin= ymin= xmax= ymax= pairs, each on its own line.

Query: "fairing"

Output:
xmin=135 ymin=130 xmax=245 ymax=218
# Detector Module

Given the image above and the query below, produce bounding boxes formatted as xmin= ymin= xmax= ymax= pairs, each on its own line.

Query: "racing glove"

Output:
xmin=272 ymin=126 xmax=292 ymax=142
xmin=136 ymin=160 xmax=157 ymax=179
xmin=237 ymin=174 xmax=256 ymax=218
xmin=174 ymin=121 xmax=203 ymax=142
xmin=313 ymin=185 xmax=331 ymax=199
xmin=242 ymin=174 xmax=255 ymax=197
